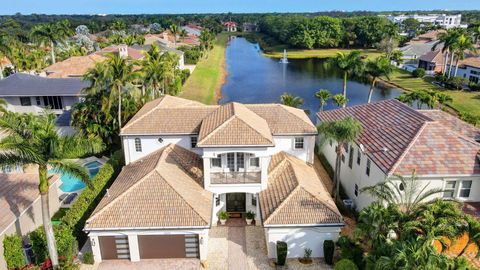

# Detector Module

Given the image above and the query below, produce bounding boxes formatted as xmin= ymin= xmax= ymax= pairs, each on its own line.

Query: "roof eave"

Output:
xmin=263 ymin=222 xmax=344 ymax=228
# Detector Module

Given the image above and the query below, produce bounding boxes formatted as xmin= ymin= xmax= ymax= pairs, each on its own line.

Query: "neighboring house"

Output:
xmin=242 ymin=22 xmax=258 ymax=32
xmin=418 ymin=50 xmax=445 ymax=75
xmin=317 ymin=99 xmax=480 ymax=210
xmin=181 ymin=24 xmax=203 ymax=36
xmin=96 ymin=45 xmax=144 ymax=60
xmin=224 ymin=21 xmax=237 ymax=32
xmin=131 ymin=42 xmax=185 ymax=69
xmin=446 ymin=56 xmax=480 ymax=84
xmin=44 ymin=54 xmax=106 ymax=78
xmin=407 ymin=30 xmax=445 ymax=45
xmin=0 ymin=73 xmax=89 ymax=134
xmin=386 ymin=14 xmax=466 ymax=29
xmin=0 ymin=173 xmax=60 ymax=270
xmin=399 ymin=41 xmax=441 ymax=63
xmin=85 ymin=96 xmax=343 ymax=262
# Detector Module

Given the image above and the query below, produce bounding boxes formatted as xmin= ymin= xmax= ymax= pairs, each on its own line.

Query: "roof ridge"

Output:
xmin=87 ymin=169 xmax=158 ymax=223
xmin=279 ymin=104 xmax=315 ymax=129
xmin=299 ymin=186 xmax=343 ymax=219
xmin=121 ymin=98 xmax=166 ymax=132
xmin=235 ymin=116 xmax=273 ymax=144
xmin=197 ymin=113 xmax=236 ymax=144
xmin=389 ymin=122 xmax=428 ymax=176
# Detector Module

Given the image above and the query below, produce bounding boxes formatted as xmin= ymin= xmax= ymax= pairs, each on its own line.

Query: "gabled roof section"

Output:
xmin=85 ymin=144 xmax=211 ymax=229
xmin=247 ymin=104 xmax=317 ymax=134
xmin=44 ymin=54 xmax=106 ymax=78
xmin=0 ymin=73 xmax=90 ymax=97
xmin=260 ymin=152 xmax=342 ymax=226
xmin=197 ymin=102 xmax=273 ymax=147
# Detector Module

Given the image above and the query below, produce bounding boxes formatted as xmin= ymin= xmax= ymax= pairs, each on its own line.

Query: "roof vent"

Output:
xmin=382 ymin=147 xmax=389 ymax=153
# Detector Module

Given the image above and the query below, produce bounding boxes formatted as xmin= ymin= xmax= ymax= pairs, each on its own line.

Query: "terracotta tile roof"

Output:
xmin=0 ymin=173 xmax=59 ymax=234
xmin=260 ymin=152 xmax=343 ymax=226
xmin=97 ymin=45 xmax=144 ymax=60
xmin=44 ymin=54 xmax=106 ymax=78
xmin=317 ymin=99 xmax=480 ymax=176
xmin=457 ymin=56 xmax=480 ymax=69
xmin=419 ymin=50 xmax=445 ymax=64
xmin=198 ymin=103 xmax=273 ymax=147
xmin=121 ymin=96 xmax=317 ymax=138
xmin=85 ymin=144 xmax=210 ymax=229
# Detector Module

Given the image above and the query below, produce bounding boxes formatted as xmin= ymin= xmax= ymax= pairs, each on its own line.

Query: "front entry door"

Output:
xmin=226 ymin=193 xmax=246 ymax=212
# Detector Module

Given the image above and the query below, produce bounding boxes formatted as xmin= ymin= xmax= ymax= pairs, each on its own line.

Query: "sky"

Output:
xmin=2 ymin=0 xmax=480 ymax=15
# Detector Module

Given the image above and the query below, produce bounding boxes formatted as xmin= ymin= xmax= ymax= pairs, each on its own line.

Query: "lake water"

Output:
xmin=219 ymin=37 xmax=402 ymax=120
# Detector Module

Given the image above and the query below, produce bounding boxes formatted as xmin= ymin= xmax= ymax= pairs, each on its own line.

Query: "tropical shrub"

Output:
xmin=276 ymin=241 xmax=287 ymax=266
xmin=180 ymin=69 xmax=190 ymax=84
xmin=334 ymin=259 xmax=358 ymax=270
xmin=245 ymin=211 xmax=255 ymax=219
xmin=178 ymin=45 xmax=201 ymax=64
xmin=82 ymin=251 xmax=94 ymax=264
xmin=446 ymin=77 xmax=468 ymax=90
xmin=29 ymin=228 xmax=48 ymax=264
xmin=468 ymin=82 xmax=480 ymax=91
xmin=412 ymin=68 xmax=426 ymax=78
xmin=336 ymin=236 xmax=364 ymax=268
xmin=3 ymin=234 xmax=26 ymax=269
xmin=29 ymin=226 xmax=78 ymax=264
xmin=459 ymin=111 xmax=480 ymax=126
xmin=217 ymin=211 xmax=228 ymax=220
xmin=323 ymin=240 xmax=334 ymax=265
xmin=61 ymin=151 xmax=123 ymax=245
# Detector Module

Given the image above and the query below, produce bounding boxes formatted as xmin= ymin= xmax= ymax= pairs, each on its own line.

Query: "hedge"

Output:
xmin=29 ymin=225 xmax=78 ymax=264
xmin=335 ymin=259 xmax=358 ymax=270
xmin=61 ymin=151 xmax=123 ymax=245
xmin=3 ymin=234 xmax=26 ymax=269
xmin=276 ymin=241 xmax=287 ymax=266
xmin=323 ymin=240 xmax=334 ymax=265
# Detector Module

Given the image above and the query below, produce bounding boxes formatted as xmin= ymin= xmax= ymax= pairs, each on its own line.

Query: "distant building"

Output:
xmin=96 ymin=44 xmax=144 ymax=60
xmin=447 ymin=56 xmax=480 ymax=84
xmin=131 ymin=42 xmax=185 ymax=69
xmin=223 ymin=21 xmax=237 ymax=32
xmin=242 ymin=22 xmax=258 ymax=32
xmin=386 ymin=14 xmax=467 ymax=29
xmin=181 ymin=24 xmax=203 ymax=36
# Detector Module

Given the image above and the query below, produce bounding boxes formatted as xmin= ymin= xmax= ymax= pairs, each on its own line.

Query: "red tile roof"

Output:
xmin=317 ymin=100 xmax=480 ymax=176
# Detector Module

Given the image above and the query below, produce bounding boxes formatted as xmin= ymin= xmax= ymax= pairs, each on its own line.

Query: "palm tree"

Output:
xmin=330 ymin=51 xmax=363 ymax=107
xmin=437 ymin=92 xmax=453 ymax=109
xmin=434 ymin=29 xmax=461 ymax=78
xmin=0 ymin=111 xmax=103 ymax=268
xmin=169 ymin=24 xmax=179 ymax=46
xmin=280 ymin=93 xmax=304 ymax=108
xmin=0 ymin=32 xmax=12 ymax=79
xmin=0 ymin=98 xmax=6 ymax=113
xmin=471 ymin=25 xmax=480 ymax=44
xmin=315 ymin=89 xmax=331 ymax=111
xmin=332 ymin=94 xmax=347 ymax=108
xmin=452 ymin=33 xmax=477 ymax=77
xmin=317 ymin=117 xmax=363 ymax=199
xmin=30 ymin=20 xmax=73 ymax=64
xmin=365 ymin=56 xmax=393 ymax=103
xmin=361 ymin=170 xmax=443 ymax=216
xmin=139 ymin=44 xmax=166 ymax=99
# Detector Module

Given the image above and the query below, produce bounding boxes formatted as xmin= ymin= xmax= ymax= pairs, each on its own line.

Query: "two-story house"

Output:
xmin=84 ymin=96 xmax=343 ymax=263
xmin=317 ymin=99 xmax=480 ymax=210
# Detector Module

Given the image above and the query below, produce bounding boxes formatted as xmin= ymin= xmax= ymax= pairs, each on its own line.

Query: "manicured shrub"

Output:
xmin=412 ymin=68 xmax=426 ymax=78
xmin=61 ymin=151 xmax=123 ymax=245
xmin=29 ymin=226 xmax=78 ymax=264
xmin=335 ymin=258 xmax=358 ymax=270
xmin=82 ymin=251 xmax=94 ymax=264
xmin=446 ymin=77 xmax=468 ymax=90
xmin=459 ymin=112 xmax=480 ymax=126
xmin=276 ymin=241 xmax=287 ymax=266
xmin=29 ymin=228 xmax=48 ymax=264
xmin=323 ymin=240 xmax=335 ymax=265
xmin=3 ymin=234 xmax=26 ymax=269
xmin=468 ymin=82 xmax=480 ymax=91
xmin=337 ymin=236 xmax=364 ymax=268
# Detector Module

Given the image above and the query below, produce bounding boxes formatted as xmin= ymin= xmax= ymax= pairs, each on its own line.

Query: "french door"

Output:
xmin=226 ymin=193 xmax=246 ymax=212
xmin=226 ymin=153 xmax=245 ymax=172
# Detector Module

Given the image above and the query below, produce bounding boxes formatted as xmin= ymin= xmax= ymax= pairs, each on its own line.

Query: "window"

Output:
xmin=35 ymin=97 xmax=41 ymax=105
xmin=42 ymin=96 xmax=63 ymax=110
xmin=443 ymin=181 xmax=456 ymax=198
xmin=354 ymin=184 xmax=359 ymax=197
xmin=356 ymin=149 xmax=361 ymax=165
xmin=134 ymin=138 xmax=142 ymax=152
xmin=211 ymin=157 xmax=222 ymax=168
xmin=20 ymin=97 xmax=31 ymax=106
xmin=294 ymin=137 xmax=304 ymax=149
xmin=250 ymin=157 xmax=260 ymax=167
xmin=227 ymin=153 xmax=235 ymax=171
xmin=190 ymin=136 xmax=198 ymax=148
xmin=348 ymin=146 xmax=354 ymax=169
xmin=251 ymin=195 xmax=257 ymax=206
xmin=236 ymin=153 xmax=245 ymax=170
xmin=459 ymin=181 xmax=472 ymax=198
xmin=366 ymin=159 xmax=371 ymax=176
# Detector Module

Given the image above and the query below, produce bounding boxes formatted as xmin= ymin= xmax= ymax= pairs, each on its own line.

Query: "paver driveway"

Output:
xmin=97 ymin=258 xmax=201 ymax=270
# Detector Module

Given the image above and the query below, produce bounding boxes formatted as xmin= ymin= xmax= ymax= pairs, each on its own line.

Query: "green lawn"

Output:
xmin=382 ymin=69 xmax=480 ymax=117
xmin=262 ymin=48 xmax=382 ymax=60
xmin=180 ymin=33 xmax=229 ymax=105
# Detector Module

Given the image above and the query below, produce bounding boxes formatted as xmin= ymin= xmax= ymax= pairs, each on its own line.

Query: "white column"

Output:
xmin=203 ymin=157 xmax=211 ymax=189
xmin=211 ymin=193 xmax=219 ymax=226
xmin=255 ymin=194 xmax=261 ymax=225
xmin=89 ymin=235 xmax=102 ymax=263
xmin=199 ymin=229 xmax=209 ymax=261
xmin=128 ymin=234 xmax=140 ymax=262
xmin=260 ymin=156 xmax=269 ymax=190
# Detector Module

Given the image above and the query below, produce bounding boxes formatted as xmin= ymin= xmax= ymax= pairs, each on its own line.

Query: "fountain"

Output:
xmin=279 ymin=49 xmax=288 ymax=64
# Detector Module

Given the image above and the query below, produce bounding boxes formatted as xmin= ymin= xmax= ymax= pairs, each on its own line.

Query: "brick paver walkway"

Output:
xmin=228 ymin=226 xmax=247 ymax=270
xmin=97 ymin=259 xmax=200 ymax=270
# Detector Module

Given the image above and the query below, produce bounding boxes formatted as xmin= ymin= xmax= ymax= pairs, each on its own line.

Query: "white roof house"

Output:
xmin=85 ymin=95 xmax=343 ymax=263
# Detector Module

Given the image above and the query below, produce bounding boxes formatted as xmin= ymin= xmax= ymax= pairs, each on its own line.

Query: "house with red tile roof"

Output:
xmin=317 ymin=99 xmax=480 ymax=210
xmin=223 ymin=21 xmax=237 ymax=32
xmin=84 ymin=95 xmax=342 ymax=263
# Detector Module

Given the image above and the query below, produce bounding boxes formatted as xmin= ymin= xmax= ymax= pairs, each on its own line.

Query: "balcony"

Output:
xmin=210 ymin=172 xmax=261 ymax=184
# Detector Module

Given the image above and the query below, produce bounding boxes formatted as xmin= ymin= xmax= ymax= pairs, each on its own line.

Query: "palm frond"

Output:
xmin=49 ymin=159 xmax=92 ymax=188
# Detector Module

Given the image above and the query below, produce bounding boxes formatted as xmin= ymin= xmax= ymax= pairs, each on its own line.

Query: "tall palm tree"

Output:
xmin=317 ymin=117 xmax=363 ymax=199
xmin=452 ymin=33 xmax=477 ymax=77
xmin=437 ymin=92 xmax=453 ymax=110
xmin=0 ymin=112 xmax=103 ymax=268
xmin=330 ymin=51 xmax=363 ymax=107
xmin=434 ymin=29 xmax=461 ymax=78
xmin=139 ymin=44 xmax=166 ymax=99
xmin=30 ymin=20 xmax=73 ymax=64
xmin=169 ymin=24 xmax=179 ymax=46
xmin=332 ymin=94 xmax=347 ymax=108
xmin=361 ymin=170 xmax=443 ymax=216
xmin=280 ymin=92 xmax=304 ymax=108
xmin=365 ymin=56 xmax=393 ymax=103
xmin=471 ymin=25 xmax=480 ymax=44
xmin=315 ymin=89 xmax=331 ymax=111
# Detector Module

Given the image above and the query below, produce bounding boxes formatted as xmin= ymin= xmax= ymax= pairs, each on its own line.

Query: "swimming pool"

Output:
xmin=50 ymin=160 xmax=103 ymax=193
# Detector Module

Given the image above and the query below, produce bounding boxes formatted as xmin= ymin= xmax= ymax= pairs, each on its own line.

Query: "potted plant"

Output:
xmin=217 ymin=210 xmax=228 ymax=225
xmin=299 ymin=248 xmax=312 ymax=264
xmin=245 ymin=211 xmax=255 ymax=225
